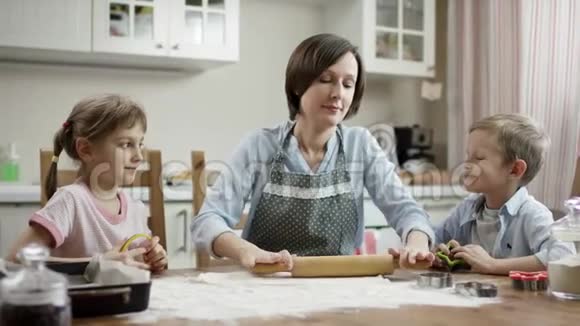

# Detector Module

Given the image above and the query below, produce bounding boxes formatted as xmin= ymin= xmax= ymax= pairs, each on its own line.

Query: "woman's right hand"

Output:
xmin=238 ymin=246 xmax=293 ymax=271
xmin=213 ymin=232 xmax=293 ymax=271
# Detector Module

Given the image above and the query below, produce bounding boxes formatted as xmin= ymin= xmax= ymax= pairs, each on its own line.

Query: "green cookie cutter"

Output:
xmin=436 ymin=242 xmax=468 ymax=271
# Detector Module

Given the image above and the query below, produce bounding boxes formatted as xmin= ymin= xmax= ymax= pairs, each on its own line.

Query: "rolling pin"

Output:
xmin=252 ymin=254 xmax=431 ymax=277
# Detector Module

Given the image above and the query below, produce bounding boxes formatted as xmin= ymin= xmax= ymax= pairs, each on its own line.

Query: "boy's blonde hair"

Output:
xmin=469 ymin=113 xmax=550 ymax=185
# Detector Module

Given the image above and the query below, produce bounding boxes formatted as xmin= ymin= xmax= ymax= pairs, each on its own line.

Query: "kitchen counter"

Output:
xmin=0 ymin=183 xmax=195 ymax=204
xmin=0 ymin=183 xmax=468 ymax=204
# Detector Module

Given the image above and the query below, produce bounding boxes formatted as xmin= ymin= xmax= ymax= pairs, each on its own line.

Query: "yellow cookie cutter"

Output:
xmin=119 ymin=233 xmax=152 ymax=252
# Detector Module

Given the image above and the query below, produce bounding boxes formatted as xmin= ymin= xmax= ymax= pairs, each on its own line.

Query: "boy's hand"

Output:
xmin=433 ymin=240 xmax=462 ymax=269
xmin=141 ymin=236 xmax=168 ymax=273
xmin=436 ymin=239 xmax=462 ymax=256
xmin=238 ymin=246 xmax=293 ymax=271
xmin=451 ymin=244 xmax=497 ymax=274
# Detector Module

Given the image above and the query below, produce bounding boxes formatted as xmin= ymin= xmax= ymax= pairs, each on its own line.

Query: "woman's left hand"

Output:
xmin=388 ymin=231 xmax=435 ymax=269
xmin=140 ymin=236 xmax=168 ymax=273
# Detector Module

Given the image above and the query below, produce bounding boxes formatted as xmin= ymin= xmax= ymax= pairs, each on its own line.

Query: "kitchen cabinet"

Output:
xmin=321 ymin=0 xmax=435 ymax=77
xmin=162 ymin=202 xmax=196 ymax=269
xmin=0 ymin=0 xmax=91 ymax=51
xmin=93 ymin=0 xmax=238 ymax=61
xmin=0 ymin=205 xmax=38 ymax=258
xmin=0 ymin=0 xmax=239 ymax=70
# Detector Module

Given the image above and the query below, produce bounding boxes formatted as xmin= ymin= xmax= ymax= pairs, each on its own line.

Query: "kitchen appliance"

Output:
xmin=394 ymin=125 xmax=434 ymax=165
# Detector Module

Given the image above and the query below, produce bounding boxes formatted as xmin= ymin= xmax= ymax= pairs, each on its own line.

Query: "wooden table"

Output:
xmin=74 ymin=268 xmax=580 ymax=326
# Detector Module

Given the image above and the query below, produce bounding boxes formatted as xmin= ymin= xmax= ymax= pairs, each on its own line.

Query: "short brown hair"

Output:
xmin=46 ymin=94 xmax=147 ymax=199
xmin=469 ymin=113 xmax=550 ymax=185
xmin=285 ymin=33 xmax=366 ymax=121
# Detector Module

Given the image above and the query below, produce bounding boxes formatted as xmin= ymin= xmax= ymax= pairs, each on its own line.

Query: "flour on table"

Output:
xmin=126 ymin=271 xmax=500 ymax=323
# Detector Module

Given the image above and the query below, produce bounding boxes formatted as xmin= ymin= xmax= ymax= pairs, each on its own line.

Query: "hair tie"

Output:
xmin=62 ymin=121 xmax=71 ymax=129
xmin=51 ymin=155 xmax=59 ymax=163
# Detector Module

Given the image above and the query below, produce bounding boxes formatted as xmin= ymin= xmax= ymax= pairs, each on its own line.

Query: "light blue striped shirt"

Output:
xmin=435 ymin=187 xmax=575 ymax=265
xmin=191 ymin=121 xmax=434 ymax=255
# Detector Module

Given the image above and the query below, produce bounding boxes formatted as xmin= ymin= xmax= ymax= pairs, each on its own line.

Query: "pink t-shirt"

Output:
xmin=30 ymin=181 xmax=151 ymax=258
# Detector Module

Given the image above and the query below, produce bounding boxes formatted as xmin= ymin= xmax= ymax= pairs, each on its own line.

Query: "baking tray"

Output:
xmin=47 ymin=261 xmax=151 ymax=318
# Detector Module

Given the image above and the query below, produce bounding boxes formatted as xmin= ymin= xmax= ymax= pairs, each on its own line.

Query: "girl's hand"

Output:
xmin=102 ymin=246 xmax=150 ymax=270
xmin=140 ymin=236 xmax=168 ymax=273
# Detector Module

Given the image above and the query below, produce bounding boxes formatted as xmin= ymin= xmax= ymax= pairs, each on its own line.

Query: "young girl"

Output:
xmin=7 ymin=94 xmax=167 ymax=272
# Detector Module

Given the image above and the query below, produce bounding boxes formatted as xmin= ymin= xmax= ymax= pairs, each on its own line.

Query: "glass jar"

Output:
xmin=0 ymin=243 xmax=71 ymax=325
xmin=548 ymin=197 xmax=580 ymax=300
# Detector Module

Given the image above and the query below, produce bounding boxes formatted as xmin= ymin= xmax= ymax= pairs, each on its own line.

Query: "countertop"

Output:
xmin=0 ymin=183 xmax=468 ymax=205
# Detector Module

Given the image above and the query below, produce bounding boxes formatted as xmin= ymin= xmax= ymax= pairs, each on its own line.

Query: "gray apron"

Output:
xmin=246 ymin=125 xmax=358 ymax=256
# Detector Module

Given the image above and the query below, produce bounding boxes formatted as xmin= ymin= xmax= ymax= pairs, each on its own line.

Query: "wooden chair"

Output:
xmin=191 ymin=150 xmax=247 ymax=269
xmin=40 ymin=149 xmax=167 ymax=250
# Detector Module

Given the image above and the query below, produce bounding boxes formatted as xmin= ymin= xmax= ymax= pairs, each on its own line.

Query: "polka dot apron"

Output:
xmin=246 ymin=125 xmax=358 ymax=256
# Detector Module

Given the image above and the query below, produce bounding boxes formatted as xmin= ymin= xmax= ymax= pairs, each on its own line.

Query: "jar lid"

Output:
xmin=0 ymin=244 xmax=68 ymax=306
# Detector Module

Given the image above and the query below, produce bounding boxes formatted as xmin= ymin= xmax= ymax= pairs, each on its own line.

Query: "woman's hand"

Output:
xmin=238 ymin=246 xmax=293 ymax=271
xmin=388 ymin=231 xmax=434 ymax=269
xmin=213 ymin=232 xmax=293 ymax=271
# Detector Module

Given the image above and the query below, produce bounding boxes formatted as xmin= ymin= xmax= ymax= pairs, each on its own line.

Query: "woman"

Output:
xmin=192 ymin=34 xmax=435 ymax=270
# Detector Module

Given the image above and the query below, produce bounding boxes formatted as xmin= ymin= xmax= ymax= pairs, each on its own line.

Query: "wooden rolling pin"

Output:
xmin=252 ymin=254 xmax=431 ymax=277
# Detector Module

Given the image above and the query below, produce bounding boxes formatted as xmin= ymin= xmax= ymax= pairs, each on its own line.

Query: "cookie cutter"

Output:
xmin=455 ymin=281 xmax=498 ymax=297
xmin=509 ymin=271 xmax=548 ymax=291
xmin=436 ymin=242 xmax=469 ymax=272
xmin=119 ymin=233 xmax=152 ymax=252
xmin=417 ymin=272 xmax=453 ymax=288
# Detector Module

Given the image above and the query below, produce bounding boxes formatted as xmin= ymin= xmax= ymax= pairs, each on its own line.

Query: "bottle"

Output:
xmin=547 ymin=197 xmax=580 ymax=300
xmin=0 ymin=143 xmax=20 ymax=182
xmin=0 ymin=243 xmax=71 ymax=325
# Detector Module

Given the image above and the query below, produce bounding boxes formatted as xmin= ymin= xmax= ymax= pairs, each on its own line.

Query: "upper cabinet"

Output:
xmin=0 ymin=0 xmax=239 ymax=70
xmin=93 ymin=0 xmax=239 ymax=62
xmin=322 ymin=0 xmax=435 ymax=77
xmin=93 ymin=0 xmax=169 ymax=56
xmin=0 ymin=0 xmax=92 ymax=52
xmin=168 ymin=0 xmax=239 ymax=61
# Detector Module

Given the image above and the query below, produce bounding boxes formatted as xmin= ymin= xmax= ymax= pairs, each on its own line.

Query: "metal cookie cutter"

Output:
xmin=455 ymin=281 xmax=498 ymax=298
xmin=417 ymin=272 xmax=453 ymax=288
xmin=509 ymin=271 xmax=548 ymax=291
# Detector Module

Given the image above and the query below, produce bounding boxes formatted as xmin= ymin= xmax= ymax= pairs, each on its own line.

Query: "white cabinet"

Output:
xmin=163 ymin=203 xmax=196 ymax=269
xmin=322 ymin=0 xmax=435 ymax=77
xmin=0 ymin=205 xmax=37 ymax=258
xmin=0 ymin=0 xmax=239 ymax=70
xmin=92 ymin=0 xmax=239 ymax=62
xmin=168 ymin=0 xmax=239 ymax=61
xmin=0 ymin=0 xmax=91 ymax=51
xmin=93 ymin=0 xmax=169 ymax=56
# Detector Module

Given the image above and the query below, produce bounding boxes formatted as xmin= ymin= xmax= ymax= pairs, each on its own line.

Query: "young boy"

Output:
xmin=435 ymin=113 xmax=573 ymax=275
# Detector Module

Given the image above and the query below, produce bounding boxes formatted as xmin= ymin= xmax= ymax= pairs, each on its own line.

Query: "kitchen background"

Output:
xmin=0 ymin=0 xmax=448 ymax=185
